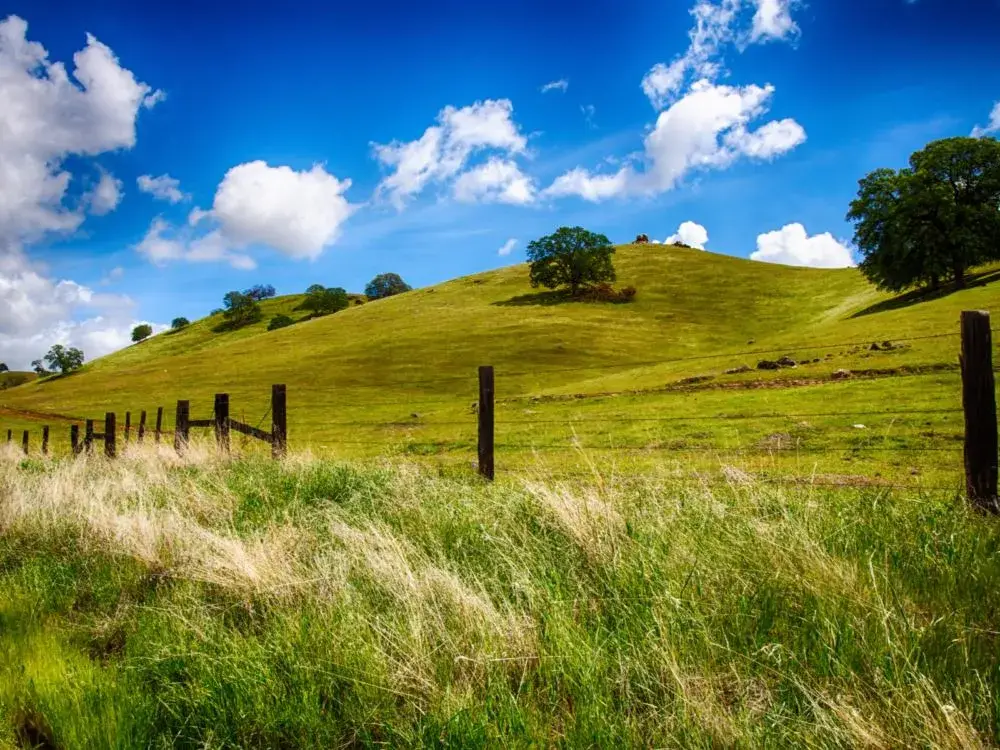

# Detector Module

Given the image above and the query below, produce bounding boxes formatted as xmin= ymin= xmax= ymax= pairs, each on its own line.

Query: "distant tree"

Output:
xmin=43 ymin=344 xmax=84 ymax=375
xmin=221 ymin=291 xmax=263 ymax=329
xmin=171 ymin=317 xmax=190 ymax=330
xmin=527 ymin=226 xmax=616 ymax=296
xmin=268 ymin=314 xmax=295 ymax=331
xmin=847 ymin=137 xmax=1000 ymax=291
xmin=365 ymin=273 xmax=411 ymax=300
xmin=209 ymin=308 xmax=224 ymax=316
xmin=301 ymin=285 xmax=349 ymax=316
xmin=243 ymin=284 xmax=277 ymax=301
xmin=0 ymin=362 xmax=7 ymax=372
xmin=131 ymin=324 xmax=153 ymax=343
xmin=30 ymin=359 xmax=47 ymax=375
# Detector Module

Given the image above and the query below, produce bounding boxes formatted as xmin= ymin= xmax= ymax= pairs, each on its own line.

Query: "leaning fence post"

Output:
xmin=124 ymin=411 xmax=131 ymax=444
xmin=215 ymin=393 xmax=230 ymax=454
xmin=271 ymin=385 xmax=287 ymax=458
xmin=155 ymin=407 xmax=163 ymax=444
xmin=478 ymin=365 xmax=495 ymax=481
xmin=85 ymin=419 xmax=94 ymax=453
xmin=105 ymin=412 xmax=116 ymax=459
xmin=42 ymin=425 xmax=49 ymax=456
xmin=22 ymin=430 xmax=28 ymax=456
xmin=138 ymin=410 xmax=147 ymax=443
xmin=960 ymin=310 xmax=998 ymax=512
xmin=71 ymin=424 xmax=80 ymax=456
xmin=174 ymin=400 xmax=189 ymax=452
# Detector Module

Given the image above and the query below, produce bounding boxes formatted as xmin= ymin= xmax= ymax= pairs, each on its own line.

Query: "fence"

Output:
xmin=2 ymin=311 xmax=998 ymax=512
xmin=7 ymin=385 xmax=287 ymax=460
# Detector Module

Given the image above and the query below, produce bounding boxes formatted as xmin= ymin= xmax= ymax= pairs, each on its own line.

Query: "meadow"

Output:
xmin=2 ymin=445 xmax=999 ymax=748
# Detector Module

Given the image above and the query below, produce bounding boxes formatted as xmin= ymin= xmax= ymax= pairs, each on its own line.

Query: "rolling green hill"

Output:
xmin=2 ymin=243 xmax=998 ymax=481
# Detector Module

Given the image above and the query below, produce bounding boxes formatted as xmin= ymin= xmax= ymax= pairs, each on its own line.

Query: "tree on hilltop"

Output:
xmin=365 ymin=273 xmax=411 ymax=300
xmin=527 ymin=226 xmax=616 ymax=296
xmin=43 ymin=344 xmax=84 ymax=375
xmin=243 ymin=284 xmax=277 ymax=301
xmin=847 ymin=136 xmax=1000 ymax=291
xmin=171 ymin=317 xmax=190 ymax=330
xmin=301 ymin=285 xmax=349 ymax=316
xmin=131 ymin=324 xmax=153 ymax=343
xmin=220 ymin=291 xmax=263 ymax=330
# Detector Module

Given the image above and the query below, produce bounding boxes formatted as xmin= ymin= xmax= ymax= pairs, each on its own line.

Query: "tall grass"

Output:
xmin=1 ymin=445 xmax=998 ymax=747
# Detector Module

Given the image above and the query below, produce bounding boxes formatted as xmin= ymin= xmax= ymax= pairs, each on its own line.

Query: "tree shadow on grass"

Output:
xmin=491 ymin=290 xmax=575 ymax=307
xmin=850 ymin=270 xmax=1000 ymax=319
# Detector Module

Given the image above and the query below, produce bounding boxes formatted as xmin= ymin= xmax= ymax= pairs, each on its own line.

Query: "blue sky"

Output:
xmin=1 ymin=0 xmax=999 ymax=368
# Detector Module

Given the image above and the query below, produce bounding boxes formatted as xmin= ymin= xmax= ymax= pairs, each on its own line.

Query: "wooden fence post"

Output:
xmin=155 ymin=407 xmax=163 ymax=444
xmin=71 ymin=424 xmax=79 ymax=456
xmin=5 ymin=429 xmax=10 ymax=444
xmin=174 ymin=401 xmax=190 ymax=452
xmin=85 ymin=419 xmax=94 ymax=453
xmin=124 ymin=411 xmax=131 ymax=444
xmin=21 ymin=430 xmax=28 ymax=456
xmin=105 ymin=412 xmax=116 ymax=459
xmin=215 ymin=393 xmax=230 ymax=454
xmin=42 ymin=425 xmax=49 ymax=456
xmin=138 ymin=410 xmax=147 ymax=443
xmin=960 ymin=310 xmax=998 ymax=512
xmin=478 ymin=366 xmax=495 ymax=481
xmin=271 ymin=385 xmax=287 ymax=458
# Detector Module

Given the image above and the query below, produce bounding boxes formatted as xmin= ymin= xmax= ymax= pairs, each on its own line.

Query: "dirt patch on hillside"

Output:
xmin=0 ymin=405 xmax=85 ymax=423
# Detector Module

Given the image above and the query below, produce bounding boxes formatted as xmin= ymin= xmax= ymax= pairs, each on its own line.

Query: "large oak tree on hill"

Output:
xmin=365 ymin=273 xmax=411 ymax=300
xmin=847 ymin=136 xmax=1000 ymax=291
xmin=527 ymin=226 xmax=616 ymax=296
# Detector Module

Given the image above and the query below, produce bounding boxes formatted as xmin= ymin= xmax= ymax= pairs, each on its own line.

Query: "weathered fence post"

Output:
xmin=138 ymin=410 xmax=147 ymax=443
xmin=478 ymin=366 xmax=495 ymax=481
xmin=105 ymin=412 xmax=116 ymax=459
xmin=42 ymin=425 xmax=49 ymax=456
xmin=174 ymin=401 xmax=190 ymax=452
xmin=124 ymin=411 xmax=131 ymax=444
xmin=85 ymin=419 xmax=94 ymax=453
xmin=960 ymin=310 xmax=998 ymax=512
xmin=271 ymin=385 xmax=287 ymax=458
xmin=215 ymin=393 xmax=230 ymax=454
xmin=155 ymin=407 xmax=163 ymax=444
xmin=22 ymin=430 xmax=28 ymax=455
xmin=71 ymin=424 xmax=80 ymax=456
xmin=5 ymin=429 xmax=10 ymax=444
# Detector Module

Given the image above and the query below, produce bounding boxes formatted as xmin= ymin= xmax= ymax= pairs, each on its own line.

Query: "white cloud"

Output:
xmin=372 ymin=99 xmax=529 ymax=208
xmin=498 ymin=238 xmax=517 ymax=256
xmin=666 ymin=221 xmax=709 ymax=249
xmin=86 ymin=170 xmax=123 ymax=215
xmin=750 ymin=223 xmax=855 ymax=268
xmin=135 ymin=161 xmax=355 ymax=267
xmin=971 ymin=101 xmax=1000 ymax=138
xmin=581 ymin=104 xmax=597 ymax=129
xmin=453 ymin=158 xmax=536 ymax=205
xmin=0 ymin=15 xmax=163 ymax=369
xmin=99 ymin=265 xmax=124 ymax=285
xmin=545 ymin=80 xmax=804 ymax=201
xmin=540 ymin=79 xmax=568 ymax=93
xmin=640 ymin=0 xmax=799 ymax=110
xmin=542 ymin=166 xmax=633 ymax=202
xmin=137 ymin=173 xmax=189 ymax=203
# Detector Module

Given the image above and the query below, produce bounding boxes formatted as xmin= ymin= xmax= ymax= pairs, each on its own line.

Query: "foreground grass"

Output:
xmin=1 ymin=446 xmax=998 ymax=747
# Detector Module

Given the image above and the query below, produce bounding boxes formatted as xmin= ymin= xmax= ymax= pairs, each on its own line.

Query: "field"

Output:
xmin=2 ymin=447 xmax=1000 ymax=747
xmin=1 ymin=244 xmax=998 ymax=486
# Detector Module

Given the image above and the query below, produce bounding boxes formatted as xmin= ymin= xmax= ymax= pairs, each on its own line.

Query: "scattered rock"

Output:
xmin=747 ymin=339 xmax=756 ymax=345
xmin=832 ymin=369 xmax=852 ymax=380
xmin=853 ymin=424 xmax=866 ymax=429
xmin=757 ymin=360 xmax=781 ymax=370
xmin=410 ymin=413 xmax=421 ymax=419
xmin=882 ymin=340 xmax=894 ymax=350
xmin=811 ymin=358 xmax=821 ymax=363
xmin=679 ymin=374 xmax=715 ymax=385
xmin=470 ymin=401 xmax=478 ymax=414
xmin=825 ymin=354 xmax=834 ymax=359
xmin=776 ymin=356 xmax=796 ymax=368
xmin=725 ymin=365 xmax=752 ymax=374
xmin=870 ymin=342 xmax=882 ymax=351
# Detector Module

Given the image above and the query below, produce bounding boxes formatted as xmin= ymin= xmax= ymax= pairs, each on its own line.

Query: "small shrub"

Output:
xmin=267 ymin=315 xmax=294 ymax=331
xmin=171 ymin=317 xmax=190 ymax=330
xmin=579 ymin=283 xmax=637 ymax=303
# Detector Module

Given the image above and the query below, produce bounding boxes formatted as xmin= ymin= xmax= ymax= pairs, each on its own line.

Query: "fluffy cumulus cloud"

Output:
xmin=137 ymin=173 xmax=189 ymax=203
xmin=971 ymin=101 xmax=1000 ymax=138
xmin=666 ymin=221 xmax=709 ymax=249
xmin=371 ymin=99 xmax=533 ymax=208
xmin=540 ymin=79 xmax=568 ymax=93
xmin=750 ymin=223 xmax=855 ymax=268
xmin=453 ymin=158 xmax=536 ymax=204
xmin=136 ymin=161 xmax=356 ymax=268
xmin=546 ymin=0 xmax=804 ymax=202
xmin=0 ymin=15 xmax=164 ymax=368
xmin=498 ymin=238 xmax=518 ymax=256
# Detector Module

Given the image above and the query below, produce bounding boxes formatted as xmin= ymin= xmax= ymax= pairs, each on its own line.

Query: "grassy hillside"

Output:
xmin=2 ymin=451 xmax=999 ymax=747
xmin=2 ymin=244 xmax=998 ymax=481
